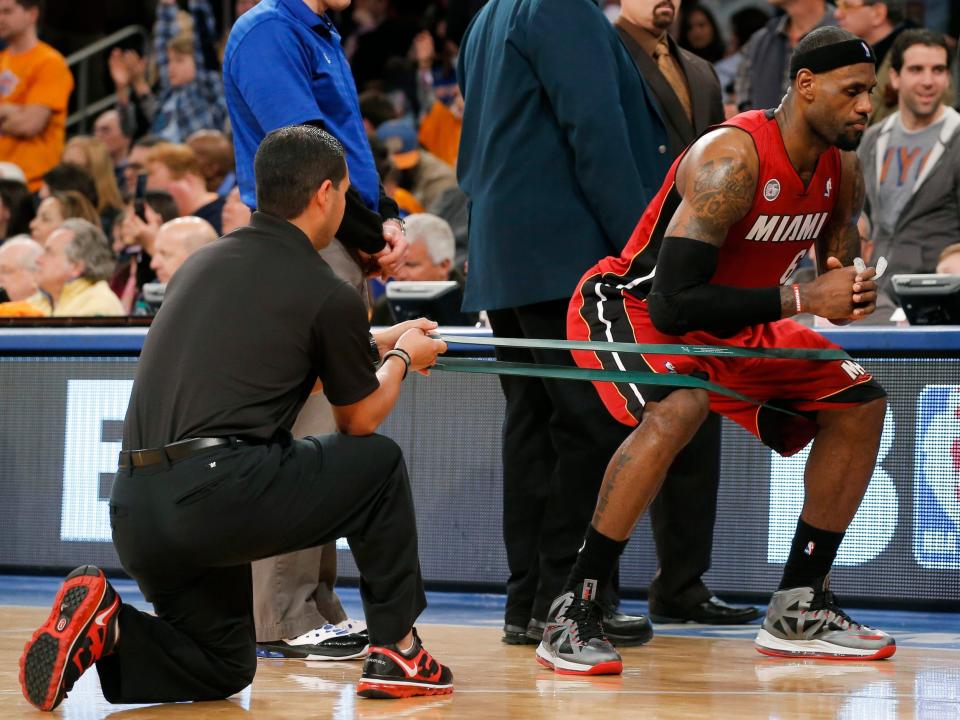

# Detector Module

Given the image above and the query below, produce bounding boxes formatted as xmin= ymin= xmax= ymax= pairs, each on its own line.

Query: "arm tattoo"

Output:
xmin=670 ymin=155 xmax=755 ymax=243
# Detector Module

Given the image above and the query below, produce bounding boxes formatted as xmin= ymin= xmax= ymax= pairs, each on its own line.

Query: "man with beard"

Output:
xmin=541 ymin=26 xmax=896 ymax=675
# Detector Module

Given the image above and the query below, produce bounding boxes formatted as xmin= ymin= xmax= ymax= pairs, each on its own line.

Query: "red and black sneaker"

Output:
xmin=19 ymin=565 xmax=121 ymax=711
xmin=356 ymin=628 xmax=453 ymax=699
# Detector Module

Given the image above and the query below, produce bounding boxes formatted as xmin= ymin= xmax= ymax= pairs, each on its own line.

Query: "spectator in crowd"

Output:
xmin=937 ymin=243 xmax=960 ymax=274
xmin=377 ymin=119 xmax=458 ymax=210
xmin=40 ymin=162 xmax=99 ymax=209
xmin=61 ymin=135 xmax=126 ymax=231
xmin=109 ymin=190 xmax=179 ymax=309
xmin=679 ymin=4 xmax=726 ymax=63
xmin=93 ymin=109 xmax=133 ymax=189
xmin=116 ymin=190 xmax=180 ymax=258
xmin=410 ymin=28 xmax=463 ymax=168
xmin=150 ymin=216 xmax=217 ymax=284
xmin=0 ymin=177 xmax=34 ymax=240
xmin=135 ymin=0 xmax=229 ymax=143
xmin=371 ymin=136 xmax=424 ymax=216
xmin=613 ymin=0 xmax=759 ymax=625
xmin=859 ymin=30 xmax=959 ymax=320
xmin=341 ymin=0 xmax=389 ymax=60
xmin=146 ymin=142 xmax=225 ymax=234
xmin=31 ymin=218 xmax=124 ymax=316
xmin=186 ymin=129 xmax=236 ymax=196
xmin=836 ymin=0 xmax=915 ymax=124
xmin=393 ymin=212 xmax=455 ymax=282
xmin=108 ymin=46 xmax=154 ymax=142
xmin=358 ymin=89 xmax=397 ymax=133
xmin=30 ymin=191 xmax=100 ymax=244
xmin=0 ymin=0 xmax=74 ymax=192
xmin=735 ymin=0 xmax=836 ymax=111
xmin=714 ymin=6 xmax=771 ymax=114
xmin=0 ymin=234 xmax=41 ymax=301
xmin=220 ymin=186 xmax=251 ymax=235
xmin=458 ymin=0 xmax=667 ymax=647
xmin=224 ymin=0 xmax=409 ymax=664
xmin=122 ymin=135 xmax=164 ymax=198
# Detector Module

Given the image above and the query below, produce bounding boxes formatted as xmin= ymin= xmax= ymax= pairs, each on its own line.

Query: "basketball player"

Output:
xmin=539 ymin=27 xmax=896 ymax=675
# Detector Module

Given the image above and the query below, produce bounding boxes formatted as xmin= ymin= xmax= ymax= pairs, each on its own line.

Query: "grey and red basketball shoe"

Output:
xmin=19 ymin=565 xmax=121 ymax=711
xmin=536 ymin=579 xmax=623 ymax=675
xmin=755 ymin=577 xmax=895 ymax=660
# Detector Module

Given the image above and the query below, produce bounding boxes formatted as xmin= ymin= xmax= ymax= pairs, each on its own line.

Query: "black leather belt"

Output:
xmin=118 ymin=437 xmax=234 ymax=469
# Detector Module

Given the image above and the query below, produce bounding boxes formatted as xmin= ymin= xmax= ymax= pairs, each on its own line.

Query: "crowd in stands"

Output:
xmin=0 ymin=0 xmax=958 ymax=323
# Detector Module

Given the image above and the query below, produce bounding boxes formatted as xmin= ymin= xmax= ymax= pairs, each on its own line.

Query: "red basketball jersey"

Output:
xmin=592 ymin=109 xmax=842 ymax=295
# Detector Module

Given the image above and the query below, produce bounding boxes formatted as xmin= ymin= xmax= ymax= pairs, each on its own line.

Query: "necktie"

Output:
xmin=653 ymin=38 xmax=692 ymax=122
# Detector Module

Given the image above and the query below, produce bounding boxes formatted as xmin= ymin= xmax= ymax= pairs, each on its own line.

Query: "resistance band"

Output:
xmin=428 ymin=335 xmax=856 ymax=417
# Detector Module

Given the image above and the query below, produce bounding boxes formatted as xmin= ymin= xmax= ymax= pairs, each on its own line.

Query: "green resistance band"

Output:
xmin=432 ymin=356 xmax=800 ymax=413
xmin=437 ymin=334 xmax=849 ymax=361
xmin=428 ymin=335 xmax=853 ymax=417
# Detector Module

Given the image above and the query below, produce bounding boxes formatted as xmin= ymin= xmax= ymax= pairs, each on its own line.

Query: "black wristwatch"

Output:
xmin=368 ymin=333 xmax=381 ymax=364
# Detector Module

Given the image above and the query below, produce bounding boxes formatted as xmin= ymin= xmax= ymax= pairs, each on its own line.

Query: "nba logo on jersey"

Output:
xmin=804 ymin=541 xmax=816 ymax=556
xmin=763 ymin=179 xmax=781 ymax=201
xmin=824 ymin=178 xmax=832 ymax=198
xmin=913 ymin=385 xmax=960 ymax=569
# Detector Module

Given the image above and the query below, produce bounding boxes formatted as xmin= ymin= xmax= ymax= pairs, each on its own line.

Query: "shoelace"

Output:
xmin=809 ymin=589 xmax=860 ymax=630
xmin=565 ymin=599 xmax=606 ymax=643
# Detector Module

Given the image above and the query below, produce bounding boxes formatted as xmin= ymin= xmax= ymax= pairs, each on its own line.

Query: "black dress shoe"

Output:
xmin=648 ymin=596 xmax=762 ymax=625
xmin=503 ymin=619 xmax=543 ymax=645
xmin=601 ymin=609 xmax=654 ymax=647
xmin=523 ymin=618 xmax=545 ymax=644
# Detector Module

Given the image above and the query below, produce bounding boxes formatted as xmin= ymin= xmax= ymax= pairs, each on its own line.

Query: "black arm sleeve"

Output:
xmin=647 ymin=236 xmax=782 ymax=337
xmin=302 ymin=119 xmax=388 ymax=254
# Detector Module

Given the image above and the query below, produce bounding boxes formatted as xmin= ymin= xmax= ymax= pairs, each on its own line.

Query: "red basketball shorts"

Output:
xmin=568 ymin=277 xmax=886 ymax=456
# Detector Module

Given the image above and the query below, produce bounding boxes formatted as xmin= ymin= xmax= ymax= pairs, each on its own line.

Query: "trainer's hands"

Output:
xmin=802 ymin=256 xmax=877 ymax=322
xmin=395 ymin=327 xmax=447 ymax=376
xmin=373 ymin=318 xmax=438 ymax=355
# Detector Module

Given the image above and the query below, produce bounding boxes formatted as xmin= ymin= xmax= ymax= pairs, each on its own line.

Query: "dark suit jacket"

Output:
xmin=457 ymin=0 xmax=669 ymax=312
xmin=616 ymin=27 xmax=724 ymax=159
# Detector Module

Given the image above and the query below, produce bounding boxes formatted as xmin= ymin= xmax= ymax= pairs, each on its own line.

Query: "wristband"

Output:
xmin=382 ymin=348 xmax=411 ymax=380
xmin=792 ymin=283 xmax=803 ymax=314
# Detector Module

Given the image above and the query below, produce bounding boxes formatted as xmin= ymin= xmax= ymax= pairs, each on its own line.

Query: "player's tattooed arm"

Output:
xmin=815 ymin=151 xmax=866 ymax=274
xmin=660 ymin=130 xmax=801 ymax=318
xmin=666 ymin=128 xmax=758 ymax=247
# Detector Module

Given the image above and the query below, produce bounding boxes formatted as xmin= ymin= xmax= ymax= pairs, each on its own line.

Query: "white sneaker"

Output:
xmin=257 ymin=618 xmax=369 ymax=660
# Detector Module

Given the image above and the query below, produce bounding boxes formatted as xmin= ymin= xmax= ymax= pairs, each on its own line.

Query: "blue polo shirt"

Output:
xmin=223 ymin=0 xmax=379 ymax=210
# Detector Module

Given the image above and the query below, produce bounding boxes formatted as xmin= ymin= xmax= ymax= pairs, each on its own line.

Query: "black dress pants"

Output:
xmin=98 ymin=433 xmax=424 ymax=704
xmin=488 ymin=298 xmax=722 ymax=625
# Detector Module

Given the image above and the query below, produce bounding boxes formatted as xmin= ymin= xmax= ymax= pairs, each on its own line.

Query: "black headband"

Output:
xmin=789 ymin=39 xmax=877 ymax=79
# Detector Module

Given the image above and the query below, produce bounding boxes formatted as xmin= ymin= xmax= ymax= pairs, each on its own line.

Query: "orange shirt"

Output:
xmin=0 ymin=41 xmax=74 ymax=191
xmin=417 ymin=100 xmax=461 ymax=169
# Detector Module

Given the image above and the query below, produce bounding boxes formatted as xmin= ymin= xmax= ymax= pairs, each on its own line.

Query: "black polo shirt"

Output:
xmin=122 ymin=211 xmax=379 ymax=450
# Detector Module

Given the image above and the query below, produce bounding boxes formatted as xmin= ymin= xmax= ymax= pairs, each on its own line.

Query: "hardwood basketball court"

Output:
xmin=2 ymin=604 xmax=957 ymax=719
